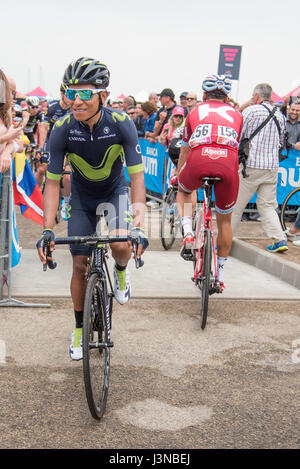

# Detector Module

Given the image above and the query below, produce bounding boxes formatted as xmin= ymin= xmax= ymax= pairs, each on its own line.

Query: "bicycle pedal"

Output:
xmin=181 ymin=253 xmax=194 ymax=261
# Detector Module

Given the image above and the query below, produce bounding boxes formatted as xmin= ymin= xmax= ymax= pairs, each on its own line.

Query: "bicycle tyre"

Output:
xmin=83 ymin=272 xmax=110 ymax=420
xmin=200 ymin=230 xmax=212 ymax=330
xmin=161 ymin=187 xmax=179 ymax=250
xmin=193 ymin=204 xmax=204 ymax=279
xmin=280 ymin=187 xmax=300 ymax=232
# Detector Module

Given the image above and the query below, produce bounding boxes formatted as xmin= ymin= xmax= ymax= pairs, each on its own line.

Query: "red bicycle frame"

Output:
xmin=193 ymin=181 xmax=218 ymax=287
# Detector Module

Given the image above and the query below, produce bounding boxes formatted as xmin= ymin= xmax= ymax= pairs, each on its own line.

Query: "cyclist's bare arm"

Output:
xmin=177 ymin=145 xmax=190 ymax=173
xmin=38 ymin=122 xmax=49 ymax=149
xmin=129 ymin=171 xmax=146 ymax=227
xmin=37 ymin=179 xmax=60 ymax=263
xmin=43 ymin=179 xmax=60 ymax=230
xmin=128 ymin=171 xmax=146 ymax=258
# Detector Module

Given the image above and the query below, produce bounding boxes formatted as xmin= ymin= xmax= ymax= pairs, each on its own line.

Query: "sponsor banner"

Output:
xmin=125 ymin=143 xmax=300 ymax=206
xmin=249 ymin=149 xmax=300 ymax=204
xmin=124 ymin=138 xmax=166 ymax=196
xmin=218 ymin=44 xmax=242 ymax=80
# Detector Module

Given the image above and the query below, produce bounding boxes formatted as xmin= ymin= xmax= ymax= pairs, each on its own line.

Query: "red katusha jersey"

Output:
xmin=182 ymin=101 xmax=243 ymax=150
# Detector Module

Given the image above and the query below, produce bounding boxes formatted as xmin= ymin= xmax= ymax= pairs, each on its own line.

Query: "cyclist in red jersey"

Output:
xmin=177 ymin=74 xmax=243 ymax=290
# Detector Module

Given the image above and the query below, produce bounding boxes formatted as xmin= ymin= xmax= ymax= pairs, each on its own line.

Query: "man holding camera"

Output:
xmin=286 ymin=99 xmax=300 ymax=151
xmin=231 ymin=83 xmax=287 ymax=253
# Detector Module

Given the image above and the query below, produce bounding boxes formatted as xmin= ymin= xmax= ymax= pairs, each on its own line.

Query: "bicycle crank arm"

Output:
xmin=89 ymin=341 xmax=114 ymax=349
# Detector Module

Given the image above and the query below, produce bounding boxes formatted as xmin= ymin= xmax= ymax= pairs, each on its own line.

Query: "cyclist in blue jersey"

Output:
xmin=37 ymin=86 xmax=71 ymax=212
xmin=36 ymin=57 xmax=148 ymax=360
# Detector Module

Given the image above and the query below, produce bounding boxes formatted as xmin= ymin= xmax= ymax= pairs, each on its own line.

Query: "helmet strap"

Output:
xmin=83 ymin=92 xmax=103 ymax=123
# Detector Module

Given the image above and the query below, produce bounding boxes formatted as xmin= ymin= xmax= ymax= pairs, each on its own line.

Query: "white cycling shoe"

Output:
xmin=113 ymin=265 xmax=131 ymax=305
xmin=69 ymin=328 xmax=83 ymax=361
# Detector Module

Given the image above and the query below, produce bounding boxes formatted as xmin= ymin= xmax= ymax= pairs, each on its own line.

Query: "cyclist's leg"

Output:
xmin=97 ymin=182 xmax=132 ymax=304
xmin=98 ymin=182 xmax=132 ymax=265
xmin=212 ymin=153 xmax=239 ymax=286
xmin=71 ymin=254 xmax=89 ymax=312
xmin=68 ymin=199 xmax=95 ymax=312
xmin=215 ymin=212 xmax=233 ymax=257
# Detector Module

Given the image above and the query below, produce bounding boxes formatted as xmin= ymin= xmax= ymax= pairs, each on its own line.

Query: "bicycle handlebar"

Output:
xmin=43 ymin=235 xmax=144 ymax=270
xmin=55 ymin=235 xmax=129 ymax=245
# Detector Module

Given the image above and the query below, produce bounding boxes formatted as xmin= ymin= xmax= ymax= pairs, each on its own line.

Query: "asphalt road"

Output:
xmin=0 ymin=297 xmax=299 ymax=449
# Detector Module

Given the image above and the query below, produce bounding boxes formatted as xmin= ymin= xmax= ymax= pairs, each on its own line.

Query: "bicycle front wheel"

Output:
xmin=200 ymin=230 xmax=212 ymax=330
xmin=280 ymin=187 xmax=300 ymax=232
xmin=161 ymin=188 xmax=180 ymax=250
xmin=83 ymin=273 xmax=110 ymax=420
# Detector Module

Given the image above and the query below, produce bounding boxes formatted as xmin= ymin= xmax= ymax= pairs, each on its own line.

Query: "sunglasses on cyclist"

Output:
xmin=65 ymin=88 xmax=105 ymax=101
xmin=30 ymin=106 xmax=39 ymax=109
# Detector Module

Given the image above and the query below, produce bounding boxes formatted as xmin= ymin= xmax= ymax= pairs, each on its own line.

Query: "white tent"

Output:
xmin=134 ymin=89 xmax=149 ymax=102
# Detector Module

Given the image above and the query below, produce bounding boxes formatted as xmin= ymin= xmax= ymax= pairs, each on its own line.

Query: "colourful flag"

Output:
xmin=11 ymin=189 xmax=21 ymax=267
xmin=12 ymin=152 xmax=44 ymax=225
xmin=0 ymin=172 xmax=21 ymax=268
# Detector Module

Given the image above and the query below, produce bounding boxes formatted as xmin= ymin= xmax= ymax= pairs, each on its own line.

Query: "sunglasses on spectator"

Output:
xmin=186 ymin=97 xmax=196 ymax=101
xmin=65 ymin=88 xmax=105 ymax=101
xmin=174 ymin=115 xmax=183 ymax=118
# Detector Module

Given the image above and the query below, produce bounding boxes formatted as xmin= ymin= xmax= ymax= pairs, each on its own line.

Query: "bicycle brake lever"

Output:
xmin=43 ymin=239 xmax=57 ymax=271
xmin=132 ymin=240 xmax=144 ymax=269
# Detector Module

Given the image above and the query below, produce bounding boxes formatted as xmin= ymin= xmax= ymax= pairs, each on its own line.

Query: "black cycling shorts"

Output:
xmin=67 ymin=180 xmax=132 ymax=256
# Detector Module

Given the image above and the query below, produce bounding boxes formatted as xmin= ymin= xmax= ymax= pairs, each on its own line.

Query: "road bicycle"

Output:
xmin=279 ymin=186 xmax=300 ymax=232
xmin=55 ymin=169 xmax=71 ymax=224
xmin=192 ymin=177 xmax=222 ymax=330
xmin=160 ymin=182 xmax=182 ymax=250
xmin=25 ymin=143 xmax=40 ymax=173
xmin=43 ymin=232 xmax=143 ymax=420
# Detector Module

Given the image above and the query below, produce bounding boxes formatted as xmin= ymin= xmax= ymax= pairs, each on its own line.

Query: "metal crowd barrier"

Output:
xmin=0 ymin=164 xmax=50 ymax=308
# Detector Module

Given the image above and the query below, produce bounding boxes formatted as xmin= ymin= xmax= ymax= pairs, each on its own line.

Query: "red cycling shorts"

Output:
xmin=178 ymin=145 xmax=239 ymax=214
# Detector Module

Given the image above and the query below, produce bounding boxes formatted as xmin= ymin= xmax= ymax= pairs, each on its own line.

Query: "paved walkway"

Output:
xmin=10 ymin=248 xmax=300 ymax=300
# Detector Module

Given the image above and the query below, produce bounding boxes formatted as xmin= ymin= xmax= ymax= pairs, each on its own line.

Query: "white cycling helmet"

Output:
xmin=26 ymin=96 xmax=40 ymax=106
xmin=202 ymin=74 xmax=232 ymax=96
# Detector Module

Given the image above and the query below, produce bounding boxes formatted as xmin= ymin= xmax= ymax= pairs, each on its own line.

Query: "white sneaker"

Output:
xmin=69 ymin=328 xmax=83 ymax=360
xmin=293 ymin=239 xmax=300 ymax=247
xmin=285 ymin=227 xmax=300 ymax=239
xmin=113 ymin=265 xmax=131 ymax=305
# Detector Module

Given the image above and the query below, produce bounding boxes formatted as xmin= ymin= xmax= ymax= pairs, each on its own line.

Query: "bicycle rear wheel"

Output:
xmin=200 ymin=230 xmax=212 ymax=330
xmin=161 ymin=187 xmax=180 ymax=250
xmin=83 ymin=273 xmax=110 ymax=420
xmin=280 ymin=187 xmax=300 ymax=232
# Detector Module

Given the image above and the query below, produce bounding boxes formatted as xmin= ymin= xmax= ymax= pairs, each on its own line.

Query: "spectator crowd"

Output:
xmin=1 ymin=65 xmax=300 ymax=249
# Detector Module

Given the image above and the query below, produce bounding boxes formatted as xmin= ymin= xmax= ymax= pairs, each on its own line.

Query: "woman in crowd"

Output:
xmin=0 ymin=69 xmax=23 ymax=173
xmin=158 ymin=106 xmax=185 ymax=148
xmin=142 ymin=101 xmax=158 ymax=141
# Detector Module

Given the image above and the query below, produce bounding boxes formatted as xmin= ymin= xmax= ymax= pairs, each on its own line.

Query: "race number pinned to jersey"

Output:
xmin=189 ymin=124 xmax=212 ymax=148
xmin=217 ymin=126 xmax=239 ymax=149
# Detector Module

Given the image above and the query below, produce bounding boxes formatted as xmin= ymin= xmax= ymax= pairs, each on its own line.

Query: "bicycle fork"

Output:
xmin=90 ymin=248 xmax=114 ymax=349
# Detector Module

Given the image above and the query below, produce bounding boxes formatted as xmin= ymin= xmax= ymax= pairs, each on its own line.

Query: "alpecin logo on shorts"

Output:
xmin=202 ymin=147 xmax=228 ymax=159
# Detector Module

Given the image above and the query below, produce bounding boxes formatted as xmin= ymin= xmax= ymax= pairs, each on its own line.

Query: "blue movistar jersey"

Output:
xmin=42 ymin=99 xmax=70 ymax=135
xmin=47 ymin=107 xmax=143 ymax=196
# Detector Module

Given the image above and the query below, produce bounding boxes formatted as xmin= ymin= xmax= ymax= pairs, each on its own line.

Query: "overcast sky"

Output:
xmin=2 ymin=0 xmax=299 ymax=103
